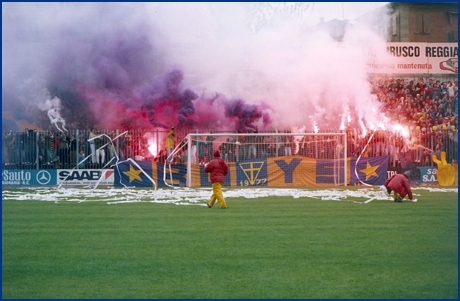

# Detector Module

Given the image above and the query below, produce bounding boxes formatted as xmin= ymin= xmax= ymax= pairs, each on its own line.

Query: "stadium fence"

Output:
xmin=1 ymin=128 xmax=457 ymax=173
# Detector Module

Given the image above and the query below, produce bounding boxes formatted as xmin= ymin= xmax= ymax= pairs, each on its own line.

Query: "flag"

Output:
xmin=316 ymin=159 xmax=347 ymax=184
xmin=156 ymin=162 xmax=188 ymax=187
xmin=235 ymin=159 xmax=267 ymax=187
xmin=267 ymin=156 xmax=317 ymax=186
xmin=350 ymin=156 xmax=389 ymax=185
xmin=114 ymin=160 xmax=155 ymax=187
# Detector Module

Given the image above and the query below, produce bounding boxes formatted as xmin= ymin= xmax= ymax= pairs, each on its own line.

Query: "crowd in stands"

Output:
xmin=373 ymin=77 xmax=457 ymax=131
xmin=369 ymin=76 xmax=458 ymax=166
xmin=2 ymin=77 xmax=458 ymax=170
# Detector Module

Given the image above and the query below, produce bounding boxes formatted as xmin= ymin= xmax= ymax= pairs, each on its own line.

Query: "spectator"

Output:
xmin=38 ymin=133 xmax=46 ymax=166
xmin=78 ymin=148 xmax=86 ymax=169
xmin=227 ymin=137 xmax=236 ymax=162
xmin=58 ymin=132 xmax=69 ymax=167
xmin=246 ymin=128 xmax=257 ymax=159
xmin=156 ymin=149 xmax=166 ymax=164
xmin=189 ymin=138 xmax=197 ymax=164
xmin=107 ymin=130 xmax=117 ymax=161
xmin=197 ymin=137 xmax=207 ymax=165
xmin=206 ymin=134 xmax=215 ymax=162
xmin=219 ymin=139 xmax=229 ymax=162
xmin=45 ymin=132 xmax=56 ymax=164
xmin=94 ymin=130 xmax=106 ymax=166
xmin=165 ymin=127 xmax=175 ymax=163
xmin=69 ymin=133 xmax=77 ymax=167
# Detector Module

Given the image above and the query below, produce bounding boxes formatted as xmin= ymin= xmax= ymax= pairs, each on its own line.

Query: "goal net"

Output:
xmin=185 ymin=132 xmax=347 ymax=188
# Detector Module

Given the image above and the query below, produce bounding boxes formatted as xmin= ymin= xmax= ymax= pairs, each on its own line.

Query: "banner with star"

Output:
xmin=113 ymin=160 xmax=156 ymax=187
xmin=350 ymin=156 xmax=389 ymax=185
xmin=114 ymin=160 xmax=204 ymax=188
xmin=113 ymin=155 xmax=390 ymax=188
xmin=158 ymin=163 xmax=188 ymax=187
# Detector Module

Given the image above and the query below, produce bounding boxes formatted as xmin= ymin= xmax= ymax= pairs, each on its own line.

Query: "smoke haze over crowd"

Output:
xmin=2 ymin=2 xmax=394 ymax=133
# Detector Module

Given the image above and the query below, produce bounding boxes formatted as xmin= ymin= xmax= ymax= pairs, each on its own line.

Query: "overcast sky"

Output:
xmin=308 ymin=2 xmax=389 ymax=24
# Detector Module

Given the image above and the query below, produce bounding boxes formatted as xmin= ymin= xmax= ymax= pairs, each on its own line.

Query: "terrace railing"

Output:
xmin=1 ymin=128 xmax=457 ymax=170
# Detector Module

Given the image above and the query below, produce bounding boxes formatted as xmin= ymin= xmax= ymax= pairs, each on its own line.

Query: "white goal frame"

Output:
xmin=185 ymin=132 xmax=347 ymax=188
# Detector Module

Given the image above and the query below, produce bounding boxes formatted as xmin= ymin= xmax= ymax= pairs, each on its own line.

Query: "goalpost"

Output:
xmin=185 ymin=132 xmax=347 ymax=188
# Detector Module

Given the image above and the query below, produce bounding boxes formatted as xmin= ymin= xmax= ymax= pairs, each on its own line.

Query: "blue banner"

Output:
xmin=157 ymin=163 xmax=188 ymax=187
xmin=114 ymin=161 xmax=155 ymax=188
xmin=316 ymin=160 xmax=345 ymax=184
xmin=350 ymin=156 xmax=389 ymax=185
xmin=114 ymin=161 xmax=191 ymax=187
xmin=235 ymin=159 xmax=268 ymax=187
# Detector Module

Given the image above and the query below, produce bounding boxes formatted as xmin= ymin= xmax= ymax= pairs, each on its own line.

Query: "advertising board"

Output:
xmin=57 ymin=169 xmax=114 ymax=186
xmin=368 ymin=42 xmax=457 ymax=75
xmin=2 ymin=169 xmax=57 ymax=186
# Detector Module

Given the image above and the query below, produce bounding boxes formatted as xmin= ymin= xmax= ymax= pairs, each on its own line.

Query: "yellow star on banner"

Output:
xmin=359 ymin=162 xmax=379 ymax=180
xmin=123 ymin=165 xmax=142 ymax=183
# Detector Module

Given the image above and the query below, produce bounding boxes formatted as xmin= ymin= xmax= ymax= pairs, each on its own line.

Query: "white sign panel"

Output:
xmin=368 ymin=43 xmax=458 ymax=75
xmin=57 ymin=169 xmax=115 ymax=186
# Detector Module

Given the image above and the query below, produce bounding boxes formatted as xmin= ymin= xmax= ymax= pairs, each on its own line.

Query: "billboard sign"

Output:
xmin=368 ymin=43 xmax=457 ymax=75
xmin=57 ymin=169 xmax=114 ymax=186
xmin=2 ymin=169 xmax=57 ymax=186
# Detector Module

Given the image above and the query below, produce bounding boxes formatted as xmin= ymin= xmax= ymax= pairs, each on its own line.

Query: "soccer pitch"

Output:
xmin=2 ymin=186 xmax=458 ymax=299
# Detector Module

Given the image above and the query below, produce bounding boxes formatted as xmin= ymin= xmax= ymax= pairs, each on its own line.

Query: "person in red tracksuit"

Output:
xmin=204 ymin=150 xmax=229 ymax=209
xmin=384 ymin=171 xmax=415 ymax=202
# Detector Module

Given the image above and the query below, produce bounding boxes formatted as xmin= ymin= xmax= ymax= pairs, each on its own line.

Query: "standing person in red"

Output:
xmin=384 ymin=171 xmax=415 ymax=202
xmin=204 ymin=150 xmax=229 ymax=209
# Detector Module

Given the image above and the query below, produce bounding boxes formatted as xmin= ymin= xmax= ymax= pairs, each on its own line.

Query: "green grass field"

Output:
xmin=2 ymin=187 xmax=458 ymax=299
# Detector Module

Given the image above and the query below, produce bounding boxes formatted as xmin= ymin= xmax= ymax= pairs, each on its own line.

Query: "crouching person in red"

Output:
xmin=384 ymin=171 xmax=415 ymax=202
xmin=204 ymin=150 xmax=229 ymax=209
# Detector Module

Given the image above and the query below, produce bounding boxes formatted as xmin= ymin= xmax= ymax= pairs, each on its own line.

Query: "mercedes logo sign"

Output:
xmin=36 ymin=170 xmax=51 ymax=185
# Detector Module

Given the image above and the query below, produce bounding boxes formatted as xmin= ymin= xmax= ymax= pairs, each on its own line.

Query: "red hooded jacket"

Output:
xmin=384 ymin=174 xmax=413 ymax=200
xmin=204 ymin=156 xmax=229 ymax=183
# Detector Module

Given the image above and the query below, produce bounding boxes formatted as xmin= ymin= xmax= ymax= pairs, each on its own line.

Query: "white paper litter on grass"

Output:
xmin=2 ymin=186 xmax=455 ymax=206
